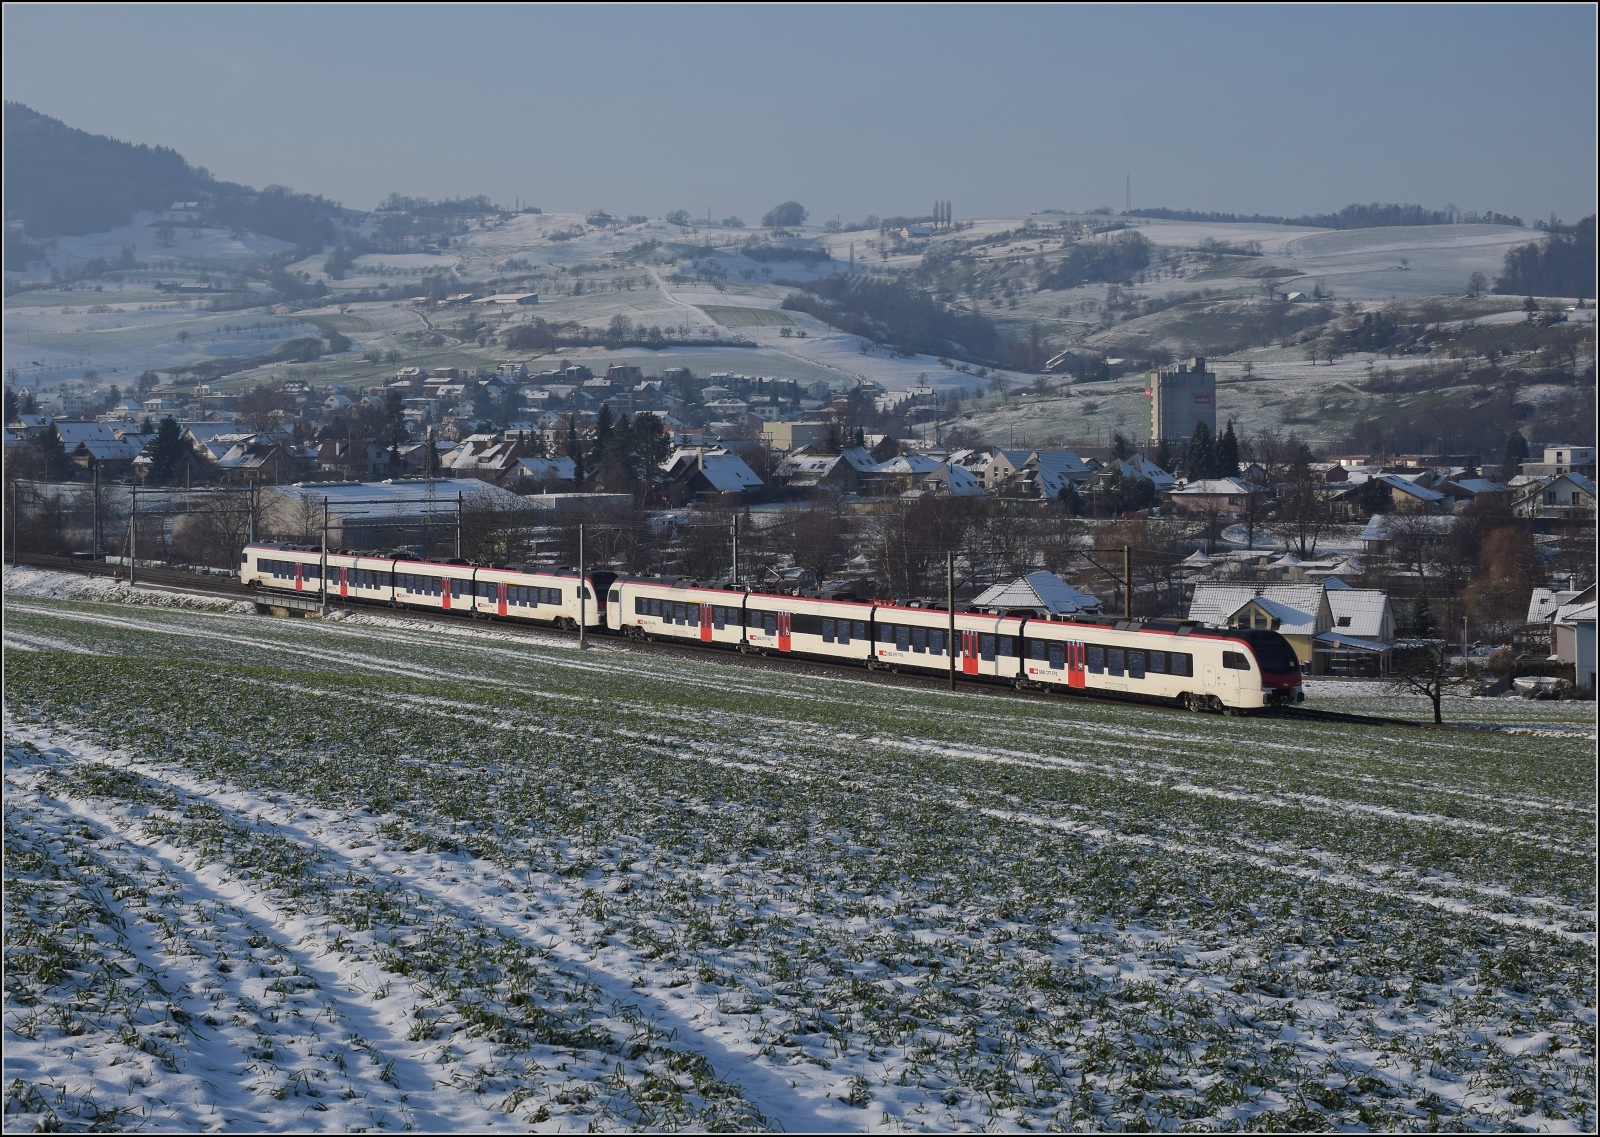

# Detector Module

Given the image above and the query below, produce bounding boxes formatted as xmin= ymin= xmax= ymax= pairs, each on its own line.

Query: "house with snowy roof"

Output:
xmin=1108 ymin=454 xmax=1177 ymax=491
xmin=1168 ymin=478 xmax=1263 ymax=518
xmin=1550 ymin=592 xmax=1595 ymax=692
xmin=661 ymin=446 xmax=764 ymax=501
xmin=510 ymin=456 xmax=578 ymax=490
xmin=1358 ymin=512 xmax=1456 ymax=555
xmin=986 ymin=449 xmax=1094 ymax=500
xmin=908 ymin=461 xmax=987 ymax=498
xmin=1189 ymin=582 xmax=1333 ymax=672
xmin=1375 ymin=474 xmax=1450 ymax=512
xmin=971 ymin=571 xmax=1101 ymax=617
xmin=774 ymin=445 xmax=882 ymax=493
xmin=1513 ymin=472 xmax=1595 ymax=522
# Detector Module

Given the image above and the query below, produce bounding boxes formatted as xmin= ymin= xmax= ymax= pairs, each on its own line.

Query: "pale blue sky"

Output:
xmin=5 ymin=4 xmax=1595 ymax=223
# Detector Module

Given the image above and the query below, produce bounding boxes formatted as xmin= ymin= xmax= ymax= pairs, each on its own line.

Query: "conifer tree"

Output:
xmin=1186 ymin=421 xmax=1216 ymax=480
xmin=146 ymin=415 xmax=188 ymax=485
xmin=1216 ymin=419 xmax=1240 ymax=477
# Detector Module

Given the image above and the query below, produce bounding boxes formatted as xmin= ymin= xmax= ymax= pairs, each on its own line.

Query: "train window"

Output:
xmin=1170 ymin=653 xmax=1191 ymax=677
xmin=686 ymin=605 xmax=699 ymax=627
xmin=822 ymin=618 xmax=835 ymax=642
xmin=714 ymin=607 xmax=727 ymax=631
xmin=929 ymin=629 xmax=944 ymax=655
xmin=763 ymin=613 xmax=777 ymax=636
xmin=853 ymin=621 xmax=867 ymax=642
xmin=1128 ymin=651 xmax=1145 ymax=679
xmin=1106 ymin=648 xmax=1124 ymax=676
xmin=1030 ymin=640 xmax=1047 ymax=661
xmin=1048 ymin=643 xmax=1065 ymax=670
xmin=1148 ymin=650 xmax=1166 ymax=674
xmin=978 ymin=635 xmax=994 ymax=661
xmin=999 ymin=636 xmax=1015 ymax=658
xmin=1223 ymin=651 xmax=1251 ymax=671
xmin=893 ymin=626 xmax=909 ymax=651
xmin=1086 ymin=645 xmax=1104 ymax=673
xmin=839 ymin=621 xmax=853 ymax=646
xmin=609 ymin=589 xmax=621 ymax=605
xmin=911 ymin=627 xmax=926 ymax=653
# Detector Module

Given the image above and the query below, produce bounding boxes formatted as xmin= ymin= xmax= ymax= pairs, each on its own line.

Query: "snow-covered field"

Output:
xmin=3 ymin=578 xmax=1593 ymax=1132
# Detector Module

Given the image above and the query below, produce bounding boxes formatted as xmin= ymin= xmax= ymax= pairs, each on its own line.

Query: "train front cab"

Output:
xmin=1232 ymin=629 xmax=1304 ymax=708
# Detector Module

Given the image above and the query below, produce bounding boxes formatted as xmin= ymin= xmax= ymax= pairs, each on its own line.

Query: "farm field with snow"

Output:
xmin=3 ymin=589 xmax=1594 ymax=1132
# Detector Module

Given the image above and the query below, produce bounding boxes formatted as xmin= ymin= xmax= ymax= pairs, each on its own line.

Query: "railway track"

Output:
xmin=9 ymin=552 xmax=1467 ymax=731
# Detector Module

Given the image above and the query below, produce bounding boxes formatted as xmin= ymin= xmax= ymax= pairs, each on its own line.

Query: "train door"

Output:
xmin=961 ymin=631 xmax=980 ymax=675
xmin=777 ymin=612 xmax=792 ymax=652
xmin=293 ymin=563 xmax=304 ymax=592
xmin=497 ymin=582 xmax=508 ymax=617
xmin=441 ymin=578 xmax=452 ymax=611
xmin=699 ymin=603 xmax=714 ymax=643
xmin=339 ymin=568 xmax=349 ymax=599
xmin=1067 ymin=642 xmax=1086 ymax=688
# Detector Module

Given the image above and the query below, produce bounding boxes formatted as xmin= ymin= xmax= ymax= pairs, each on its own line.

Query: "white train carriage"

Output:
xmin=242 ymin=543 xmax=333 ymax=594
xmin=338 ymin=553 xmax=399 ymax=603
xmin=742 ymin=593 xmax=875 ymax=662
xmin=871 ymin=604 xmax=1024 ymax=679
xmin=1020 ymin=617 xmax=1301 ymax=711
xmin=392 ymin=558 xmax=479 ymax=614
xmin=609 ymin=579 xmax=749 ymax=647
xmin=473 ymin=567 xmax=607 ymax=629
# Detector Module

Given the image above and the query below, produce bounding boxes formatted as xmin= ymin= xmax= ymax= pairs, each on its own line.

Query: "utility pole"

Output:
xmin=247 ymin=483 xmax=257 ymax=545
xmin=128 ymin=486 xmax=137 ymax=587
xmin=577 ymin=522 xmax=587 ymax=649
xmin=947 ymin=552 xmax=956 ymax=691
xmin=320 ymin=496 xmax=329 ymax=615
xmin=455 ymin=491 xmax=464 ymax=559
xmin=91 ymin=465 xmax=100 ymax=560
xmin=1123 ymin=544 xmax=1132 ymax=619
xmin=10 ymin=481 xmax=19 ymax=566
xmin=731 ymin=513 xmax=740 ymax=584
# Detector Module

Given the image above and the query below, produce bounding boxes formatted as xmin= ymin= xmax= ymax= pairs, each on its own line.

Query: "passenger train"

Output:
xmin=241 ymin=543 xmax=1304 ymax=712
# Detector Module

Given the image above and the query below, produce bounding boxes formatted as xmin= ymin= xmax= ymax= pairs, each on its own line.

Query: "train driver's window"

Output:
xmin=1223 ymin=651 xmax=1251 ymax=670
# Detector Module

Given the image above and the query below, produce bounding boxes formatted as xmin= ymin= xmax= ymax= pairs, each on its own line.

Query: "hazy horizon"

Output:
xmin=4 ymin=4 xmax=1596 ymax=224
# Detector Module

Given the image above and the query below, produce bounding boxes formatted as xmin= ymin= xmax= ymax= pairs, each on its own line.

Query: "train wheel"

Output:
xmin=1183 ymin=693 xmax=1205 ymax=712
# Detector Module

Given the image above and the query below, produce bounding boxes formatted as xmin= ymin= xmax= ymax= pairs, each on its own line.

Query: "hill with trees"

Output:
xmin=1126 ymin=203 xmax=1524 ymax=229
xmin=1494 ymin=215 xmax=1596 ymax=298
xmin=3 ymin=102 xmax=340 ymax=264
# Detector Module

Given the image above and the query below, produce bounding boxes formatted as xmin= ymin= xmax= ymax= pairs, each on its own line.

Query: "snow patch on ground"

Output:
xmin=3 ymin=567 xmax=253 ymax=614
